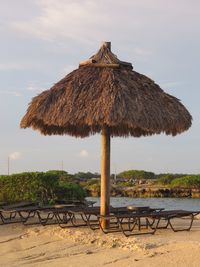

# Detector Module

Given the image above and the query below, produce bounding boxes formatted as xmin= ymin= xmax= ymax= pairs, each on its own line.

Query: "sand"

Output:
xmin=1 ymin=219 xmax=200 ymax=267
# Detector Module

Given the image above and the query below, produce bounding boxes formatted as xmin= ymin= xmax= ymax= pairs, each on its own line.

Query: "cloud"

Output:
xmin=160 ymin=81 xmax=184 ymax=90
xmin=11 ymin=0 xmax=107 ymax=44
xmin=8 ymin=1 xmax=171 ymax=45
xmin=79 ymin=149 xmax=89 ymax=158
xmin=9 ymin=152 xmax=22 ymax=160
xmin=10 ymin=0 xmax=200 ymax=46
xmin=27 ymin=82 xmax=45 ymax=92
xmin=0 ymin=90 xmax=22 ymax=97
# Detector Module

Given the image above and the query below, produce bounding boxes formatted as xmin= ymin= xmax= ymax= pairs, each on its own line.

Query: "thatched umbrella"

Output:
xmin=20 ymin=42 xmax=192 ymax=229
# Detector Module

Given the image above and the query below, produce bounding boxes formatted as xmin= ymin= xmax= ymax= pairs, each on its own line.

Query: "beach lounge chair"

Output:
xmin=95 ymin=206 xmax=162 ymax=236
xmin=97 ymin=209 xmax=200 ymax=237
xmin=29 ymin=202 xmax=96 ymax=227
xmin=54 ymin=206 xmax=105 ymax=228
xmin=147 ymin=209 xmax=200 ymax=232
xmin=0 ymin=199 xmax=90 ymax=226
xmin=52 ymin=206 xmax=126 ymax=229
xmin=0 ymin=199 xmax=91 ymax=226
xmin=0 ymin=202 xmax=76 ymax=225
xmin=0 ymin=201 xmax=39 ymax=224
xmin=18 ymin=203 xmax=78 ymax=225
xmin=55 ymin=206 xmax=160 ymax=230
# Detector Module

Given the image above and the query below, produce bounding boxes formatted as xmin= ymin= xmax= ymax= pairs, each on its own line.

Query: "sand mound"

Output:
xmin=25 ymin=226 xmax=158 ymax=253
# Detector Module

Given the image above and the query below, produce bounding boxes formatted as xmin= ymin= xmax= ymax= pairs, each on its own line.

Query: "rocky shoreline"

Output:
xmin=88 ymin=186 xmax=200 ymax=198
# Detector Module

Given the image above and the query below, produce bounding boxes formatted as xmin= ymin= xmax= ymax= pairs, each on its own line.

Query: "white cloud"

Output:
xmin=10 ymin=0 xmax=200 ymax=46
xmin=27 ymin=82 xmax=44 ymax=92
xmin=79 ymin=149 xmax=89 ymax=158
xmin=11 ymin=0 xmax=107 ymax=44
xmin=9 ymin=152 xmax=22 ymax=160
xmin=0 ymin=90 xmax=22 ymax=97
xmin=7 ymin=1 xmax=166 ymax=45
xmin=160 ymin=81 xmax=184 ymax=90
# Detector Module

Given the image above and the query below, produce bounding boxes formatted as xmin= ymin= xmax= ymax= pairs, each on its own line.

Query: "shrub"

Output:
xmin=81 ymin=179 xmax=100 ymax=195
xmin=156 ymin=174 xmax=178 ymax=185
xmin=74 ymin=172 xmax=100 ymax=180
xmin=118 ymin=170 xmax=156 ymax=180
xmin=171 ymin=175 xmax=200 ymax=188
xmin=46 ymin=170 xmax=74 ymax=183
xmin=0 ymin=171 xmax=86 ymax=204
xmin=117 ymin=181 xmax=133 ymax=187
xmin=156 ymin=173 xmax=186 ymax=185
xmin=54 ymin=183 xmax=86 ymax=202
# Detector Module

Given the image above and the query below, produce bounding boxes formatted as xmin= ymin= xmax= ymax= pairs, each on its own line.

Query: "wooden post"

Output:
xmin=100 ymin=127 xmax=110 ymax=229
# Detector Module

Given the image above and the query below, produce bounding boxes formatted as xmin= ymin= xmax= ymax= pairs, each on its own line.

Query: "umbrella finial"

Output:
xmin=102 ymin=41 xmax=111 ymax=50
xmin=79 ymin=42 xmax=132 ymax=69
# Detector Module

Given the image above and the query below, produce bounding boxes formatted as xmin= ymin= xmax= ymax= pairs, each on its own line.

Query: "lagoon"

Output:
xmin=87 ymin=197 xmax=200 ymax=211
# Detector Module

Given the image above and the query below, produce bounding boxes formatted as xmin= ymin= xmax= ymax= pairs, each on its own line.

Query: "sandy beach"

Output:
xmin=1 ymin=218 xmax=200 ymax=267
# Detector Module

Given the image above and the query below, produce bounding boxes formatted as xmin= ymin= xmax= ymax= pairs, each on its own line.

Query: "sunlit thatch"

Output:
xmin=20 ymin=42 xmax=192 ymax=137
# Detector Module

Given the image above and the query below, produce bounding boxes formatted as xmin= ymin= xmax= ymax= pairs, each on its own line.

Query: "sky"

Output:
xmin=0 ymin=0 xmax=200 ymax=175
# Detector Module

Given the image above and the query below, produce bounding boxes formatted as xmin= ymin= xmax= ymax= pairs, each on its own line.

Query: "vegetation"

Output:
xmin=0 ymin=171 xmax=86 ymax=204
xmin=156 ymin=173 xmax=186 ymax=185
xmin=80 ymin=179 xmax=101 ymax=196
xmin=1 ymin=169 xmax=200 ymax=202
xmin=155 ymin=174 xmax=200 ymax=188
xmin=117 ymin=171 xmax=200 ymax=189
xmin=171 ymin=175 xmax=200 ymax=188
xmin=117 ymin=181 xmax=134 ymax=187
xmin=118 ymin=170 xmax=156 ymax=180
xmin=74 ymin=172 xmax=100 ymax=180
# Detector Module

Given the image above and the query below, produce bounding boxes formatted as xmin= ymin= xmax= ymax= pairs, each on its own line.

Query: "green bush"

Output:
xmin=0 ymin=171 xmax=86 ymax=204
xmin=54 ymin=183 xmax=86 ymax=202
xmin=171 ymin=175 xmax=200 ymax=188
xmin=156 ymin=174 xmax=178 ymax=185
xmin=81 ymin=179 xmax=100 ymax=195
xmin=156 ymin=173 xmax=186 ymax=185
xmin=87 ymin=183 xmax=100 ymax=195
xmin=81 ymin=179 xmax=100 ymax=187
xmin=74 ymin=172 xmax=100 ymax=180
xmin=117 ymin=181 xmax=133 ymax=187
xmin=46 ymin=170 xmax=74 ymax=183
xmin=118 ymin=170 xmax=155 ymax=180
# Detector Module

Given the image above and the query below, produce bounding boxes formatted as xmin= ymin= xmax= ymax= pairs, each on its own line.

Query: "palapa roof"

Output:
xmin=20 ymin=42 xmax=192 ymax=138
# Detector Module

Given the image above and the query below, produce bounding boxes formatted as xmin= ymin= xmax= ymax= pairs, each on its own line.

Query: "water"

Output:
xmin=86 ymin=197 xmax=200 ymax=211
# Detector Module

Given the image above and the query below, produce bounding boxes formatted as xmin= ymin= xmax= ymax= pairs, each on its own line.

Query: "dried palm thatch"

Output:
xmin=20 ymin=42 xmax=192 ymax=137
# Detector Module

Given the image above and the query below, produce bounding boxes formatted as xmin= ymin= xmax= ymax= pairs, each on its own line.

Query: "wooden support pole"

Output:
xmin=100 ymin=127 xmax=110 ymax=229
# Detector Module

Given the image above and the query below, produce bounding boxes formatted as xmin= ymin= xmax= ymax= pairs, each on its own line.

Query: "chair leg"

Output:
xmin=1 ymin=211 xmax=20 ymax=224
xmin=55 ymin=212 xmax=72 ymax=228
xmin=86 ymin=214 xmax=100 ymax=230
xmin=150 ymin=217 xmax=170 ymax=229
xmin=168 ymin=215 xmax=194 ymax=232
xmin=19 ymin=211 xmax=36 ymax=224
xmin=39 ymin=212 xmax=55 ymax=226
xmin=0 ymin=212 xmax=4 ymax=225
xmin=98 ymin=216 xmax=121 ymax=234
xmin=119 ymin=217 xmax=160 ymax=237
xmin=69 ymin=213 xmax=88 ymax=227
xmin=127 ymin=217 xmax=137 ymax=231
